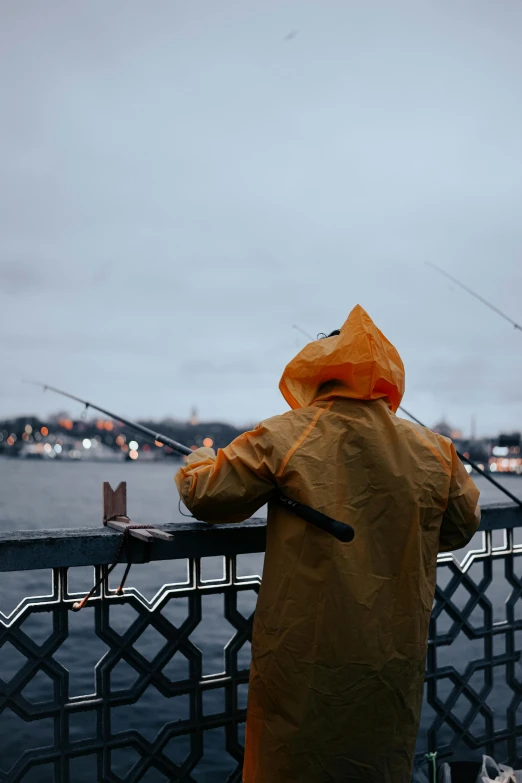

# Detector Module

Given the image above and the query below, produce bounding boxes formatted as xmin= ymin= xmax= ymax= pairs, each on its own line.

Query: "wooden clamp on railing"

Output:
xmin=103 ymin=481 xmax=173 ymax=541
xmin=72 ymin=481 xmax=172 ymax=611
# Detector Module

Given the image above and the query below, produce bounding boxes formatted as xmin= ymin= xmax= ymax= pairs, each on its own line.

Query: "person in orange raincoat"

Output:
xmin=175 ymin=305 xmax=480 ymax=783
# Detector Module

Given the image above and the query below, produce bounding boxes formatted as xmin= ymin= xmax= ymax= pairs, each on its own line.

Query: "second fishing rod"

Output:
xmin=292 ymin=326 xmax=522 ymax=508
xmin=25 ymin=381 xmax=355 ymax=543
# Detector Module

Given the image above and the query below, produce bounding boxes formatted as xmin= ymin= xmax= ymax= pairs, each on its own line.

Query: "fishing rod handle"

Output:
xmin=276 ymin=494 xmax=355 ymax=543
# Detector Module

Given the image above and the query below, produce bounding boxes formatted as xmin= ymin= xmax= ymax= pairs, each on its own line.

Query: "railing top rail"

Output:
xmin=0 ymin=518 xmax=267 ymax=572
xmin=0 ymin=503 xmax=518 ymax=572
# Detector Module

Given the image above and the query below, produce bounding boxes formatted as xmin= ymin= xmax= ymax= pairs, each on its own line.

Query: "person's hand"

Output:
xmin=185 ymin=446 xmax=216 ymax=466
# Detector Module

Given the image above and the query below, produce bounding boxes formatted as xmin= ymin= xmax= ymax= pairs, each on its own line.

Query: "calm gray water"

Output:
xmin=0 ymin=458 xmax=520 ymax=781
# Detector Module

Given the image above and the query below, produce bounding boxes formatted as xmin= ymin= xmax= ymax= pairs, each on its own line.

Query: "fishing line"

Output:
xmin=425 ymin=262 xmax=522 ymax=332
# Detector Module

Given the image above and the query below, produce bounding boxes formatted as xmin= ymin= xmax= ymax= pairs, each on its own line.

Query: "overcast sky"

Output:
xmin=1 ymin=0 xmax=521 ymax=436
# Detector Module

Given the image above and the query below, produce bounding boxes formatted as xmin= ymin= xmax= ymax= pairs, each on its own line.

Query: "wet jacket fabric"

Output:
xmin=175 ymin=305 xmax=480 ymax=783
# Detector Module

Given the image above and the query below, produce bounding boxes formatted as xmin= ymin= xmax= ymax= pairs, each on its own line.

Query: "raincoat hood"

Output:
xmin=279 ymin=304 xmax=405 ymax=412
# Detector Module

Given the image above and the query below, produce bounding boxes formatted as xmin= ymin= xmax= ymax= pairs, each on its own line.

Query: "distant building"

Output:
xmin=189 ymin=407 xmax=199 ymax=426
xmin=497 ymin=432 xmax=521 ymax=448
xmin=490 ymin=432 xmax=522 ymax=474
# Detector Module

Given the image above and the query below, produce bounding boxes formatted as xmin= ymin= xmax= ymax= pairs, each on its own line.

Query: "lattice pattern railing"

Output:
xmin=418 ymin=524 xmax=522 ymax=767
xmin=0 ymin=504 xmax=521 ymax=781
xmin=0 ymin=557 xmax=258 ymax=782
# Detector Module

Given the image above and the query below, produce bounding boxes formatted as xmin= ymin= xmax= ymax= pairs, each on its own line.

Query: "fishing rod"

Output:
xmin=23 ymin=381 xmax=354 ymax=543
xmin=426 ymin=262 xmax=522 ymax=332
xmin=292 ymin=327 xmax=522 ymax=508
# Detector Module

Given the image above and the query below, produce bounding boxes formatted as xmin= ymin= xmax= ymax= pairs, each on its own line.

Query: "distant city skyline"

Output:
xmin=1 ymin=407 xmax=520 ymax=442
xmin=1 ymin=1 xmax=521 ymax=435
xmin=3 ymin=409 xmax=522 ymax=475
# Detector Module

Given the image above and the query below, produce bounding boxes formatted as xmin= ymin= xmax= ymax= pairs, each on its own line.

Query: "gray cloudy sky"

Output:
xmin=1 ymin=0 xmax=521 ymax=435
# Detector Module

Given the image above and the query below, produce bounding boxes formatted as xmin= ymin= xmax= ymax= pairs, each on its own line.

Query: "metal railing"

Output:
xmin=420 ymin=502 xmax=522 ymax=769
xmin=0 ymin=504 xmax=521 ymax=781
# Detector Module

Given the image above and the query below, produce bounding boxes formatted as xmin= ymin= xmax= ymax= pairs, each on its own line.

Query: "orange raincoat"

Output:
xmin=175 ymin=305 xmax=480 ymax=783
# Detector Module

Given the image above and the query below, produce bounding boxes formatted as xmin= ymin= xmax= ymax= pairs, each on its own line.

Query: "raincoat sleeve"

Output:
xmin=175 ymin=420 xmax=280 ymax=523
xmin=439 ymin=443 xmax=481 ymax=552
